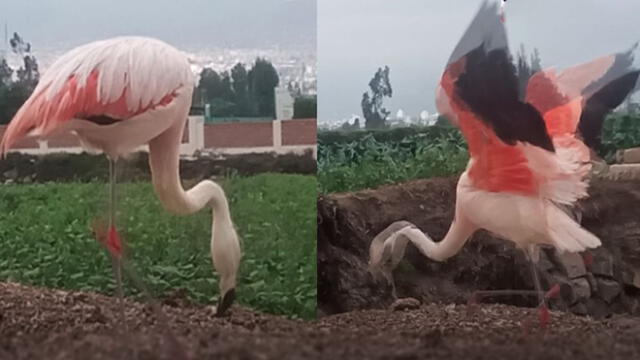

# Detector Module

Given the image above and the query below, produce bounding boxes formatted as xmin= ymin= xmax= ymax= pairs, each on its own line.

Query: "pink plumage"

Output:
xmin=1 ymin=36 xmax=193 ymax=157
xmin=370 ymin=1 xmax=639 ymax=328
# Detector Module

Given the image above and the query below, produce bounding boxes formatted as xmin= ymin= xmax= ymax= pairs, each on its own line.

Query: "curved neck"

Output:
xmin=147 ymin=119 xmax=231 ymax=224
xmin=389 ymin=216 xmax=476 ymax=263
xmin=148 ymin=117 xmax=240 ymax=297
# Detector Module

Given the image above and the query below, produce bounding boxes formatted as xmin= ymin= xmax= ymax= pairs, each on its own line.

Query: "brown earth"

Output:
xmin=317 ymin=177 xmax=640 ymax=317
xmin=2 ymin=282 xmax=640 ymax=360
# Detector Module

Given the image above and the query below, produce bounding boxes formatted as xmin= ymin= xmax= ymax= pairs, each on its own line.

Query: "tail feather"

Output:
xmin=546 ymin=204 xmax=600 ymax=253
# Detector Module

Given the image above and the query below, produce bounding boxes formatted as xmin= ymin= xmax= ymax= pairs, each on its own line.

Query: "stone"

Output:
xmin=620 ymin=147 xmax=640 ymax=164
xmin=557 ymin=252 xmax=587 ymax=279
xmin=570 ymin=278 xmax=591 ymax=302
xmin=589 ymin=251 xmax=614 ymax=278
xmin=390 ymin=297 xmax=421 ymax=311
xmin=606 ymin=164 xmax=640 ymax=180
xmin=634 ymin=269 xmax=640 ymax=289
xmin=595 ymin=277 xmax=621 ymax=303
xmin=569 ymin=302 xmax=588 ymax=316
xmin=586 ymin=273 xmax=598 ymax=293
xmin=586 ymin=298 xmax=612 ymax=319
xmin=2 ymin=168 xmax=18 ymax=180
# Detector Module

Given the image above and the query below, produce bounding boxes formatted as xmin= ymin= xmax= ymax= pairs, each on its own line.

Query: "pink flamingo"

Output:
xmin=0 ymin=37 xmax=241 ymax=316
xmin=369 ymin=1 xmax=639 ymax=327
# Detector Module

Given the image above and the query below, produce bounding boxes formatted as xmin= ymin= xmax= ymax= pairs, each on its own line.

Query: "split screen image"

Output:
xmin=1 ymin=1 xmax=640 ymax=359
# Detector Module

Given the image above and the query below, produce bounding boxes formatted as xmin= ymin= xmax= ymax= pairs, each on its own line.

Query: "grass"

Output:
xmin=318 ymin=128 xmax=468 ymax=193
xmin=0 ymin=173 xmax=316 ymax=319
xmin=318 ymin=113 xmax=640 ymax=194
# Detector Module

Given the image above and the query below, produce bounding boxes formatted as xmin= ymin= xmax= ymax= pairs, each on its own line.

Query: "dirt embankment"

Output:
xmin=0 ymin=151 xmax=316 ymax=183
xmin=317 ymin=177 xmax=640 ymax=318
xmin=2 ymin=282 xmax=640 ymax=359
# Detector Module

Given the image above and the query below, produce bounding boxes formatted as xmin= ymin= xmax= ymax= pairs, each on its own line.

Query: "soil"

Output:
xmin=317 ymin=177 xmax=640 ymax=317
xmin=2 ymin=282 xmax=640 ymax=360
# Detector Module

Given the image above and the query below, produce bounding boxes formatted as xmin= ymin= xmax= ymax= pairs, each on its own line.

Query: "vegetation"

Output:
xmin=293 ymin=95 xmax=317 ymax=118
xmin=0 ymin=33 xmax=40 ymax=125
xmin=196 ymin=58 xmax=280 ymax=118
xmin=0 ymin=174 xmax=317 ymax=319
xmin=318 ymin=114 xmax=640 ymax=194
xmin=318 ymin=126 xmax=468 ymax=193
xmin=361 ymin=66 xmax=392 ymax=129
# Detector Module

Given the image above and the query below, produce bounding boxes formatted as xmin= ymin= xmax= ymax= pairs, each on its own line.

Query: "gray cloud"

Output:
xmin=3 ymin=0 xmax=316 ymax=50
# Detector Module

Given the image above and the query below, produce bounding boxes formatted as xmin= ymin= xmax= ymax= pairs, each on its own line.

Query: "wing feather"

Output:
xmin=0 ymin=36 xmax=194 ymax=155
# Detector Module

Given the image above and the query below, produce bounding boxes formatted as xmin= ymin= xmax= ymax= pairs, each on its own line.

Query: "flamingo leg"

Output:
xmin=107 ymin=157 xmax=126 ymax=327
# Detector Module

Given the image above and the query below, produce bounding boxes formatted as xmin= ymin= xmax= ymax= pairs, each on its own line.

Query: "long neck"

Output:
xmin=372 ymin=215 xmax=476 ymax=272
xmin=148 ymin=118 xmax=233 ymax=222
xmin=402 ymin=215 xmax=476 ymax=262
xmin=148 ymin=118 xmax=239 ymax=295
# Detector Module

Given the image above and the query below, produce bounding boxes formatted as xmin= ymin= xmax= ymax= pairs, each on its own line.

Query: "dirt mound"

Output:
xmin=317 ymin=177 xmax=640 ymax=317
xmin=2 ymin=282 xmax=640 ymax=359
xmin=0 ymin=151 xmax=316 ymax=183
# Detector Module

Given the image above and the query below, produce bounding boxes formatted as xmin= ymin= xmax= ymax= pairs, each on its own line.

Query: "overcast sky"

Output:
xmin=318 ymin=0 xmax=640 ymax=123
xmin=2 ymin=0 xmax=316 ymax=50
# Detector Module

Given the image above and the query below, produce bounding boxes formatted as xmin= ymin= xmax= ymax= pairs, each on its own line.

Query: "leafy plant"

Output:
xmin=0 ymin=174 xmax=316 ymax=319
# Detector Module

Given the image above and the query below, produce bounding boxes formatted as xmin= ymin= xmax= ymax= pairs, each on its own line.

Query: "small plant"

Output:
xmin=318 ymin=113 xmax=640 ymax=194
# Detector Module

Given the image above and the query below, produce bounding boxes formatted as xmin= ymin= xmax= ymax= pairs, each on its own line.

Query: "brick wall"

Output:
xmin=0 ymin=118 xmax=317 ymax=154
xmin=203 ymin=122 xmax=273 ymax=148
xmin=282 ymin=119 xmax=316 ymax=146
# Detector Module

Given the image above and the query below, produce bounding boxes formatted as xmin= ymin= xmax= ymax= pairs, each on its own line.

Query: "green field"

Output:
xmin=318 ymin=114 xmax=640 ymax=194
xmin=0 ymin=174 xmax=316 ymax=319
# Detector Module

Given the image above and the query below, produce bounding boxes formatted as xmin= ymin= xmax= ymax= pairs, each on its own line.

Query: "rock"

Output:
xmin=589 ymin=250 xmax=614 ymax=278
xmin=634 ymin=269 xmax=640 ymax=289
xmin=536 ymin=250 xmax=555 ymax=272
xmin=390 ymin=297 xmax=421 ymax=311
xmin=2 ymin=168 xmax=18 ymax=180
xmin=569 ymin=302 xmax=588 ymax=316
xmin=619 ymin=147 xmax=640 ymax=164
xmin=586 ymin=298 xmax=612 ymax=319
xmin=586 ymin=273 xmax=598 ymax=293
xmin=606 ymin=164 xmax=640 ymax=180
xmin=557 ymin=252 xmax=587 ymax=279
xmin=596 ymin=278 xmax=621 ymax=303
xmin=570 ymin=278 xmax=591 ymax=302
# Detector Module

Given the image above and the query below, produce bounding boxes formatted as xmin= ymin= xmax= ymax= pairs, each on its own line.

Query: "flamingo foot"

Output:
xmin=538 ymin=305 xmax=550 ymax=328
xmin=215 ymin=288 xmax=236 ymax=317
xmin=545 ymin=283 xmax=561 ymax=300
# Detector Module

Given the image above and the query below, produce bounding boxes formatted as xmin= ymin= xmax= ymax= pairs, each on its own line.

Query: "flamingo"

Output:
xmin=369 ymin=1 xmax=639 ymax=327
xmin=0 ymin=36 xmax=241 ymax=317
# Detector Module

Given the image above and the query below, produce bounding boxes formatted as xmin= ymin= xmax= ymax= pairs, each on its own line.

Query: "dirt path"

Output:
xmin=1 ymin=282 xmax=640 ymax=359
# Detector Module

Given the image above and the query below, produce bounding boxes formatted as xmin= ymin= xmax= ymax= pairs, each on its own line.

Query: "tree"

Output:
xmin=10 ymin=32 xmax=39 ymax=88
xmin=198 ymin=68 xmax=225 ymax=102
xmin=0 ymin=33 xmax=39 ymax=124
xmin=516 ymin=44 xmax=542 ymax=99
xmin=293 ymin=95 xmax=316 ymax=118
xmin=231 ymin=63 xmax=251 ymax=116
xmin=196 ymin=58 xmax=280 ymax=118
xmin=361 ymin=66 xmax=392 ymax=129
xmin=248 ymin=58 xmax=279 ymax=118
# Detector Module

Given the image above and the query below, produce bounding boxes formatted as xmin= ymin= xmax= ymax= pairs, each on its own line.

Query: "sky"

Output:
xmin=318 ymin=0 xmax=640 ymax=124
xmin=1 ymin=0 xmax=316 ymax=50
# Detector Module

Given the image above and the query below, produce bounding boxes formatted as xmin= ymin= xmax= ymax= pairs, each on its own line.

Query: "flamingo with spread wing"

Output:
xmin=1 ymin=37 xmax=241 ymax=317
xmin=369 ymin=1 xmax=640 ymax=326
